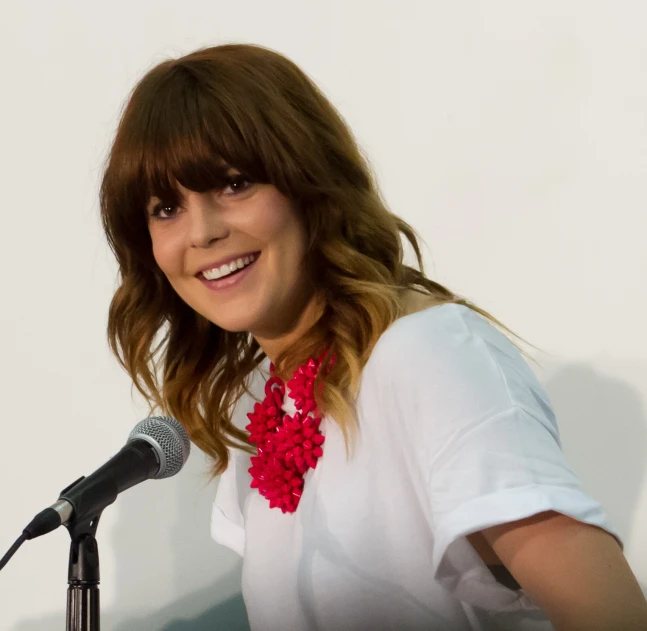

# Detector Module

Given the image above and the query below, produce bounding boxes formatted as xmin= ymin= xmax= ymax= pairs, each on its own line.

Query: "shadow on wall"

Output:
xmin=112 ymin=582 xmax=249 ymax=631
xmin=539 ymin=357 xmax=647 ymax=597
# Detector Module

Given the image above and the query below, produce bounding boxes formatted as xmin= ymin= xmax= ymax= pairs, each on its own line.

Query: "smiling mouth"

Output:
xmin=201 ymin=252 xmax=259 ymax=280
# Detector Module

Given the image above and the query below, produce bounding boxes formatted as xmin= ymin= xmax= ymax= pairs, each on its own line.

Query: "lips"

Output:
xmin=202 ymin=253 xmax=257 ymax=280
xmin=198 ymin=252 xmax=259 ymax=291
xmin=197 ymin=251 xmax=261 ymax=278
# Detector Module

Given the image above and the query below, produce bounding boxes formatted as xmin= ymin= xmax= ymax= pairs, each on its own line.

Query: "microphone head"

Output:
xmin=127 ymin=416 xmax=191 ymax=479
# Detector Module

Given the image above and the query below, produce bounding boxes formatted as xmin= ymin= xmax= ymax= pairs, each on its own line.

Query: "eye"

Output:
xmin=147 ymin=173 xmax=253 ymax=221
xmin=222 ymin=174 xmax=253 ymax=196
xmin=148 ymin=202 xmax=177 ymax=221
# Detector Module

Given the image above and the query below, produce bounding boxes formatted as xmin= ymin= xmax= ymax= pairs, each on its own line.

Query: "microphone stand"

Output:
xmin=66 ymin=513 xmax=102 ymax=631
xmin=62 ymin=475 xmax=102 ymax=631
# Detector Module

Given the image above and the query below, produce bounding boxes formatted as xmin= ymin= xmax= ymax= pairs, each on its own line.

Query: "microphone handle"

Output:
xmin=60 ymin=439 xmax=160 ymax=525
xmin=23 ymin=439 xmax=160 ymax=541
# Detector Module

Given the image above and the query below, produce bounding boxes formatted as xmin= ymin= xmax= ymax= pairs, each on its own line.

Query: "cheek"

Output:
xmin=150 ymin=230 xmax=182 ymax=277
xmin=254 ymin=202 xmax=307 ymax=258
xmin=244 ymin=188 xmax=301 ymax=241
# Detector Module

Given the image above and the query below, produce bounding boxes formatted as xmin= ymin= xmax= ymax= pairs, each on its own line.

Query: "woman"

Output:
xmin=99 ymin=43 xmax=647 ymax=630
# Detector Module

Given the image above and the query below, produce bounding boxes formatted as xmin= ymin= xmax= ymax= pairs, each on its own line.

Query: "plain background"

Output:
xmin=1 ymin=1 xmax=646 ymax=629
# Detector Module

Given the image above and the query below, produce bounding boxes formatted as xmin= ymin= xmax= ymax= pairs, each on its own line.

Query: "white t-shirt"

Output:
xmin=211 ymin=303 xmax=622 ymax=631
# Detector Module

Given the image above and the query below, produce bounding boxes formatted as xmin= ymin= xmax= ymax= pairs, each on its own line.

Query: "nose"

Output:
xmin=185 ymin=192 xmax=229 ymax=248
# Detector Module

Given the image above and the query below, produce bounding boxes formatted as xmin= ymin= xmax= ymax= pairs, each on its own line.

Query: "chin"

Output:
xmin=204 ymin=311 xmax=258 ymax=334
xmin=217 ymin=322 xmax=252 ymax=334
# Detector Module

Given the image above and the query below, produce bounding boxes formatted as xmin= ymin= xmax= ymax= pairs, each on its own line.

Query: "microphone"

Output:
xmin=22 ymin=416 xmax=191 ymax=540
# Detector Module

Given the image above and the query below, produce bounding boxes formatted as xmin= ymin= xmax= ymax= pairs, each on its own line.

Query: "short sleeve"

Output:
xmin=428 ymin=404 xmax=623 ymax=611
xmin=374 ymin=304 xmax=623 ymax=611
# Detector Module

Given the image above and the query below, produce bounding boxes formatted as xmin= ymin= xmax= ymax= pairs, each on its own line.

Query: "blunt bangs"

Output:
xmin=124 ymin=64 xmax=273 ymax=216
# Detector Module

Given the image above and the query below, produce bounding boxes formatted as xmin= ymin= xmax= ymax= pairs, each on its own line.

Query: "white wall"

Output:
xmin=1 ymin=1 xmax=645 ymax=629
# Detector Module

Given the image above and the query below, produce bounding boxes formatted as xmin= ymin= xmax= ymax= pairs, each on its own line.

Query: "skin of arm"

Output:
xmin=476 ymin=510 xmax=647 ymax=631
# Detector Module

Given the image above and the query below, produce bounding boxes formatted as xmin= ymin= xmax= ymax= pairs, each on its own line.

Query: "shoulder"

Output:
xmin=361 ymin=303 xmax=552 ymax=430
xmin=366 ymin=302 xmax=511 ymax=378
xmin=373 ymin=302 xmax=473 ymax=355
xmin=362 ymin=302 xmax=492 ymax=388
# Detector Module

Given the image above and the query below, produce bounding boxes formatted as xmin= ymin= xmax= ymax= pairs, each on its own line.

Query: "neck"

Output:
xmin=253 ymin=291 xmax=324 ymax=365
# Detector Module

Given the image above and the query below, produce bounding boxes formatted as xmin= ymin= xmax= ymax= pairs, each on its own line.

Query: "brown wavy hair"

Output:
xmin=100 ymin=43 xmax=536 ymax=477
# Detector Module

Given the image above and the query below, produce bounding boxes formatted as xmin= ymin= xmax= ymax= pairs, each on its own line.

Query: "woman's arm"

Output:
xmin=478 ymin=510 xmax=647 ymax=631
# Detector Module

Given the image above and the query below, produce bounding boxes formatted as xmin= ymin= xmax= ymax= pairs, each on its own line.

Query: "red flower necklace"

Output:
xmin=245 ymin=352 xmax=331 ymax=513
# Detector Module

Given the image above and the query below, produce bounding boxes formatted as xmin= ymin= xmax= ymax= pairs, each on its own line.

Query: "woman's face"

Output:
xmin=146 ymin=169 xmax=314 ymax=342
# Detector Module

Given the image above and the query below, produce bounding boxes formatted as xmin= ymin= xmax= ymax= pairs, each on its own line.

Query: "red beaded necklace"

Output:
xmin=245 ymin=352 xmax=331 ymax=513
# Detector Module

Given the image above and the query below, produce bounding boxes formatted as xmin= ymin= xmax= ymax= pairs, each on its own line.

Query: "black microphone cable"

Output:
xmin=0 ymin=533 xmax=27 ymax=572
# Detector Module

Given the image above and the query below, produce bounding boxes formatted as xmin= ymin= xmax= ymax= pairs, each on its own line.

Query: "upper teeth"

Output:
xmin=202 ymin=254 xmax=256 ymax=280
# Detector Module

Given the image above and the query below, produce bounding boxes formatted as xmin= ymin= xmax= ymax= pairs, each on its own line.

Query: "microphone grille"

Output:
xmin=128 ymin=416 xmax=191 ymax=479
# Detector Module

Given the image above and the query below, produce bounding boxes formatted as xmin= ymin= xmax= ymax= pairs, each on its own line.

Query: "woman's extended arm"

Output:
xmin=478 ymin=510 xmax=647 ymax=631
